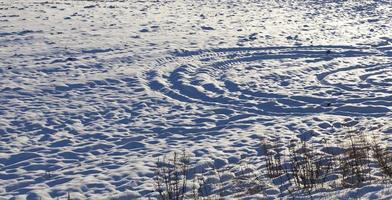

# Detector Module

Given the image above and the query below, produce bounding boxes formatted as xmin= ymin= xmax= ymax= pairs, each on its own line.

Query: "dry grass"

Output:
xmin=154 ymin=151 xmax=190 ymax=200
xmin=287 ymin=141 xmax=333 ymax=191
xmin=339 ymin=132 xmax=372 ymax=187
xmin=152 ymin=127 xmax=391 ymax=199
xmin=371 ymin=137 xmax=392 ymax=181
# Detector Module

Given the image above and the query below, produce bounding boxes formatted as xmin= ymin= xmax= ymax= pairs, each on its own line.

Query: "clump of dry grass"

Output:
xmin=154 ymin=151 xmax=190 ymax=200
xmin=338 ymin=132 xmax=372 ymax=188
xmin=371 ymin=137 xmax=392 ymax=181
xmin=287 ymin=141 xmax=333 ymax=192
xmin=262 ymin=141 xmax=284 ymax=178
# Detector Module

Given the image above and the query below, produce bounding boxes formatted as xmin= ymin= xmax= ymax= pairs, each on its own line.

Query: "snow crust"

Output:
xmin=0 ymin=0 xmax=391 ymax=199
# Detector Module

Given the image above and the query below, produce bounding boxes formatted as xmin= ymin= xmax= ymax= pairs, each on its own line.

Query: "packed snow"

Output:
xmin=0 ymin=0 xmax=391 ymax=199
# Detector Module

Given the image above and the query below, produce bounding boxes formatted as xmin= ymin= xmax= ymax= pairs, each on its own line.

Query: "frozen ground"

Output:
xmin=0 ymin=0 xmax=391 ymax=199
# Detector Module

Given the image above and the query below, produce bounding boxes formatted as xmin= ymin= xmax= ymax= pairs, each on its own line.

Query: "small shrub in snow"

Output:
xmin=154 ymin=151 xmax=190 ymax=200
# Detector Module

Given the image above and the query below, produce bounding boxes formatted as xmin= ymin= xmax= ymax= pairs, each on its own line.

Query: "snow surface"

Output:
xmin=0 ymin=0 xmax=391 ymax=199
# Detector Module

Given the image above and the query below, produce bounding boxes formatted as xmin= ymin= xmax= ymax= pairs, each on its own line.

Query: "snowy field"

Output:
xmin=0 ymin=0 xmax=391 ymax=199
